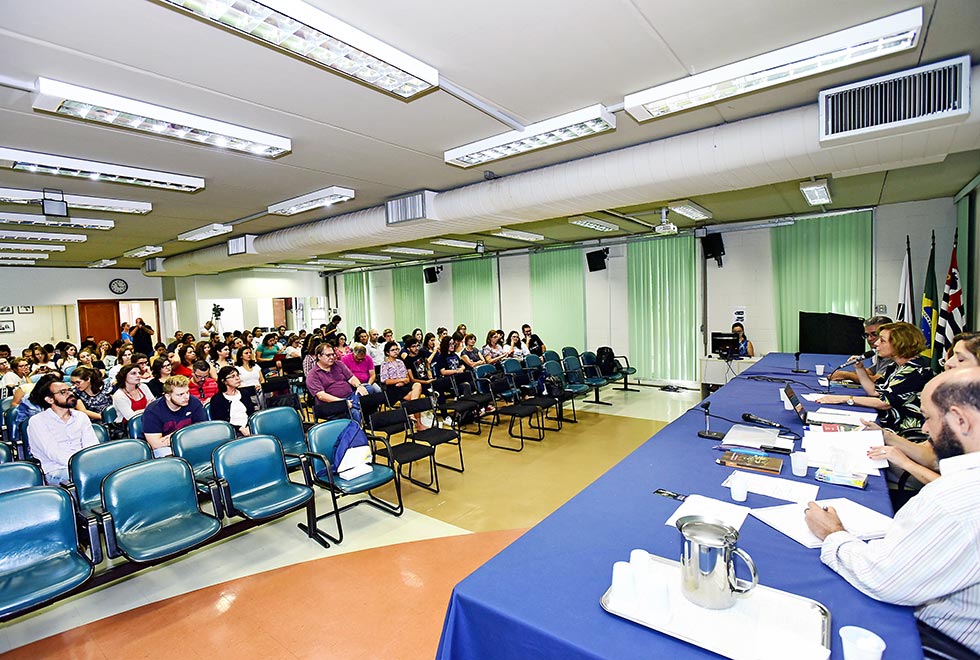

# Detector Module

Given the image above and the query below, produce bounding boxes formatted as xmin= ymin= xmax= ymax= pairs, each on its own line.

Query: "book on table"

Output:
xmin=715 ymin=451 xmax=783 ymax=475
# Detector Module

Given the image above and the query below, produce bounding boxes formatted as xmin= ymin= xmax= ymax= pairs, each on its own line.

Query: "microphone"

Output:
xmin=792 ymin=351 xmax=808 ymax=374
xmin=741 ymin=412 xmax=783 ymax=428
xmin=698 ymin=401 xmax=726 ymax=440
xmin=836 ymin=350 xmax=875 ymax=369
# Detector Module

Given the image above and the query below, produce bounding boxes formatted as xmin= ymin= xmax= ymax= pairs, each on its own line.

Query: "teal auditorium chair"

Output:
xmin=561 ymin=346 xmax=580 ymax=360
xmin=101 ymin=407 xmax=118 ymax=425
xmin=302 ymin=419 xmax=403 ymax=544
xmin=171 ymin=421 xmax=236 ymax=516
xmin=542 ymin=350 xmax=561 ymax=365
xmin=0 ymin=487 xmax=94 ymax=620
xmin=64 ymin=439 xmax=152 ymax=565
xmin=543 ymin=360 xmax=586 ymax=423
xmin=0 ymin=442 xmax=11 ymax=463
xmin=248 ymin=406 xmax=309 ymax=470
xmin=580 ymin=351 xmax=613 ymax=405
xmin=127 ymin=413 xmax=144 ymax=440
xmin=0 ymin=461 xmax=43 ymax=494
xmin=100 ymin=457 xmax=221 ymax=562
xmin=211 ymin=434 xmax=330 ymax=548
xmin=91 ymin=424 xmax=110 ymax=445
xmin=563 ymin=356 xmax=610 ymax=406
xmin=596 ymin=346 xmax=639 ymax=392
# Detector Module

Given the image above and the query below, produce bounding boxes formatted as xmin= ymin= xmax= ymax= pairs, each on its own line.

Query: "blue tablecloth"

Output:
xmin=436 ymin=353 xmax=921 ymax=659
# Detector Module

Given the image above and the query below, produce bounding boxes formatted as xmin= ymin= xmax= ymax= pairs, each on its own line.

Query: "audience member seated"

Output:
xmin=208 ymin=342 xmax=234 ymax=379
xmin=209 ymin=366 xmax=255 ymax=437
xmin=817 ymin=321 xmax=932 ymax=432
xmin=112 ymin=364 xmax=155 ymax=423
xmin=805 ymin=367 xmax=980 ymax=655
xmin=731 ymin=322 xmax=755 ymax=357
xmin=174 ymin=344 xmax=197 ymax=378
xmin=235 ymin=346 xmax=264 ymax=406
xmin=27 ymin=375 xmax=98 ymax=484
xmin=106 ymin=344 xmax=134 ymax=382
xmin=366 ymin=329 xmax=385 ymax=366
xmin=71 ymin=366 xmax=114 ymax=422
xmin=96 ymin=340 xmax=115 ymax=369
xmin=506 ymin=330 xmax=528 ymax=361
xmin=460 ymin=334 xmax=486 ymax=370
xmin=341 ymin=343 xmax=382 ymax=394
xmin=29 ymin=343 xmax=57 ymax=375
xmin=147 ymin=357 xmax=173 ymax=398
xmin=0 ymin=356 xmax=10 ymax=387
xmin=57 ymin=342 xmax=79 ymax=372
xmin=522 ymin=324 xmax=545 ymax=357
xmin=420 ymin=332 xmax=437 ymax=363
xmin=255 ymin=333 xmax=281 ymax=374
xmin=283 ymin=334 xmax=303 ymax=358
xmin=142 ymin=375 xmax=209 ymax=458
xmin=190 ymin=360 xmax=218 ymax=403
xmin=306 ymin=342 xmax=369 ymax=423
xmin=133 ymin=353 xmax=152 ymax=383
xmin=433 ymin=336 xmax=466 ymax=383
xmin=482 ymin=330 xmax=508 ymax=366
xmin=831 ymin=315 xmax=893 ymax=382
xmin=2 ymin=357 xmax=29 ymax=391
xmin=335 ymin=333 xmax=352 ymax=359
xmin=404 ymin=337 xmax=436 ymax=398
xmin=78 ymin=348 xmax=104 ymax=374
xmin=380 ymin=340 xmax=425 ymax=427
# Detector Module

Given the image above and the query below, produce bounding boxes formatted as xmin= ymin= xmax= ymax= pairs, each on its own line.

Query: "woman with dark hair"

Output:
xmin=194 ymin=340 xmax=212 ymax=366
xmin=380 ymin=340 xmax=426 ymax=428
xmin=732 ymin=323 xmax=754 ymax=357
xmin=481 ymin=330 xmax=507 ymax=366
xmin=209 ymin=365 xmax=255 ymax=436
xmin=335 ymin=333 xmax=352 ymax=359
xmin=256 ymin=333 xmax=280 ymax=374
xmin=111 ymin=364 xmax=155 ymax=423
xmin=209 ymin=341 xmax=234 ymax=379
xmin=506 ymin=330 xmax=528 ymax=361
xmin=460 ymin=333 xmax=486 ymax=370
xmin=147 ymin=357 xmax=173 ymax=398
xmin=30 ymin=344 xmax=57 ymax=375
xmin=106 ymin=344 xmax=134 ymax=382
xmin=421 ymin=332 xmax=437 ymax=363
xmin=283 ymin=334 xmax=303 ymax=358
xmin=302 ymin=333 xmax=320 ymax=376
xmin=235 ymin=345 xmax=264 ymax=404
xmin=174 ymin=344 xmax=197 ymax=377
xmin=57 ymin=343 xmax=79 ymax=372
xmin=71 ymin=365 xmax=113 ymax=421
xmin=817 ymin=321 xmax=932 ymax=431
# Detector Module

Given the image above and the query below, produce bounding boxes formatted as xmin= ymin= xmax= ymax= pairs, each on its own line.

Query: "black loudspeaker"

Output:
xmin=423 ymin=267 xmax=439 ymax=284
xmin=701 ymin=233 xmax=725 ymax=266
xmin=586 ymin=249 xmax=608 ymax=272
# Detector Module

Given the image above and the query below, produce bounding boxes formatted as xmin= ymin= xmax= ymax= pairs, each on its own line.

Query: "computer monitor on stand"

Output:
xmin=711 ymin=332 xmax=739 ymax=360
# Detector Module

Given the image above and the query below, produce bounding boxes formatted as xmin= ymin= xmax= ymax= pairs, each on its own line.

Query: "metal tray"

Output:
xmin=600 ymin=552 xmax=831 ymax=660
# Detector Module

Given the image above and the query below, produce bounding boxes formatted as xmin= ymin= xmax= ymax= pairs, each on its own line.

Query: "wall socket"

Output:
xmin=874 ymin=304 xmax=888 ymax=314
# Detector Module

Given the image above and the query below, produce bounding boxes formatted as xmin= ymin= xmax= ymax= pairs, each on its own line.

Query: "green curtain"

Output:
xmin=451 ymin=258 xmax=498 ymax=335
xmin=627 ymin=235 xmax=699 ymax=381
xmin=343 ymin=272 xmax=369 ymax=330
xmin=529 ymin=248 xmax=586 ymax=352
xmin=391 ymin=265 xmax=426 ymax=334
xmin=771 ymin=210 xmax=873 ymax=352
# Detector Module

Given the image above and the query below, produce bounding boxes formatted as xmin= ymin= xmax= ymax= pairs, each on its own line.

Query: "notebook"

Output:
xmin=750 ymin=497 xmax=893 ymax=548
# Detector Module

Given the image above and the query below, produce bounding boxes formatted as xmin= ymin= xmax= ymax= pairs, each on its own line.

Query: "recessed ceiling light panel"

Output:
xmin=0 ymin=211 xmax=114 ymax=231
xmin=493 ymin=229 xmax=545 ymax=242
xmin=33 ymin=78 xmax=291 ymax=158
xmin=0 ymin=146 xmax=204 ymax=191
xmin=568 ymin=216 xmax=619 ymax=232
xmin=432 ymin=238 xmax=478 ymax=249
xmin=267 ymin=186 xmax=355 ymax=216
xmin=667 ymin=200 xmax=712 ymax=221
xmin=0 ymin=187 xmax=152 ymax=214
xmin=381 ymin=246 xmax=435 ymax=255
xmin=800 ymin=179 xmax=833 ymax=205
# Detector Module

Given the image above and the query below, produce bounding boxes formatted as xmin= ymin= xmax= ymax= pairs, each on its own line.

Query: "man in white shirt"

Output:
xmin=27 ymin=376 xmax=99 ymax=485
xmin=806 ymin=367 xmax=980 ymax=655
xmin=366 ymin=328 xmax=385 ymax=366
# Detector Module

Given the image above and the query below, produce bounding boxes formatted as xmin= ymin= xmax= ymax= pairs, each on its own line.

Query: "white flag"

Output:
xmin=896 ymin=236 xmax=914 ymax=324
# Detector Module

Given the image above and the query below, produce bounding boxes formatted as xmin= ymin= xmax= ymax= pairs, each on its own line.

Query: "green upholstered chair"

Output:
xmin=100 ymin=407 xmax=118 ymax=425
xmin=64 ymin=439 xmax=152 ymax=565
xmin=171 ymin=420 xmax=236 ymax=516
xmin=0 ymin=486 xmax=94 ymax=620
xmin=580 ymin=351 xmax=612 ymax=405
xmin=0 ymin=461 xmax=43 ymax=494
xmin=3 ymin=405 xmax=17 ymax=445
xmin=561 ymin=346 xmax=581 ymax=361
xmin=248 ymin=406 xmax=308 ymax=470
xmin=100 ymin=457 xmax=221 ymax=563
xmin=211 ymin=434 xmax=328 ymax=548
xmin=304 ymin=419 xmax=403 ymax=544
xmin=91 ymin=424 xmax=110 ymax=445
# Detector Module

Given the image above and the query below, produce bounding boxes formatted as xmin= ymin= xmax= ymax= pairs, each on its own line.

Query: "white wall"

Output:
xmin=498 ymin=253 xmax=530 ymax=334
xmin=584 ymin=244 xmax=630 ymax=351
xmin=368 ymin=269 xmax=394 ymax=332
xmin=423 ymin=264 xmax=455 ymax=332
xmin=0 ymin=305 xmax=75 ymax=351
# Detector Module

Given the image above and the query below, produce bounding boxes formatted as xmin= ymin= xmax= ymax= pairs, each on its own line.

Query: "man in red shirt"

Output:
xmin=190 ymin=360 xmax=218 ymax=403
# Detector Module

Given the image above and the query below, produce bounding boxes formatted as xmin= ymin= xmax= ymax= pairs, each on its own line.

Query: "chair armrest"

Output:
xmin=195 ymin=476 xmax=225 ymax=520
xmin=74 ymin=508 xmax=104 ymax=565
xmin=96 ymin=508 xmax=121 ymax=559
xmin=59 ymin=481 xmax=79 ymax=506
xmin=303 ymin=450 xmax=336 ymax=487
xmin=614 ymin=354 xmax=632 ymax=368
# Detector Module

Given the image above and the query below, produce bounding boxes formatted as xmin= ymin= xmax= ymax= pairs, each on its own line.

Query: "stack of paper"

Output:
xmin=750 ymin=498 xmax=893 ymax=548
xmin=663 ymin=494 xmax=751 ymax=530
xmin=722 ymin=472 xmax=819 ymax=503
xmin=802 ymin=429 xmax=888 ymax=475
xmin=723 ymin=424 xmax=794 ymax=451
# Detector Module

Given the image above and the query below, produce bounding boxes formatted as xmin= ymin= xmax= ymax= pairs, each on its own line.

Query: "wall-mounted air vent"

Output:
xmin=385 ymin=190 xmax=438 ymax=225
xmin=819 ymin=55 xmax=971 ymax=144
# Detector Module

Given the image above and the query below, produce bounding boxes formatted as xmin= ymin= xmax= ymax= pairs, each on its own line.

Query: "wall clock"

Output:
xmin=109 ymin=278 xmax=129 ymax=295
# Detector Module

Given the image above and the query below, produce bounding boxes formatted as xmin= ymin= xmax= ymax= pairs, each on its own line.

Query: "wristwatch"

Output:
xmin=846 ymin=397 xmax=855 ymax=406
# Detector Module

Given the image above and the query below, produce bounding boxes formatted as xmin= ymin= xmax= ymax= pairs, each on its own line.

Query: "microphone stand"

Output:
xmin=697 ymin=401 xmax=726 ymax=440
xmin=792 ymin=351 xmax=808 ymax=374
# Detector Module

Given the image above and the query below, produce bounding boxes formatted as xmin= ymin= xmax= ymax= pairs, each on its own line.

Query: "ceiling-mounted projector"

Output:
xmin=655 ymin=207 xmax=678 ymax=235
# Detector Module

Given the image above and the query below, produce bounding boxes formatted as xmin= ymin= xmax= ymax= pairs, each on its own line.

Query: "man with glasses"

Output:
xmin=190 ymin=360 xmax=218 ymax=403
xmin=3 ymin=357 xmax=31 ymax=390
xmin=830 ymin=315 xmax=894 ymax=383
xmin=27 ymin=374 xmax=98 ymax=484
xmin=306 ymin=342 xmax=368 ymax=423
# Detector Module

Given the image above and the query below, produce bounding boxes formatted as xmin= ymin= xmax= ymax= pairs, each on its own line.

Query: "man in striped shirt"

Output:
xmin=806 ymin=366 xmax=980 ymax=655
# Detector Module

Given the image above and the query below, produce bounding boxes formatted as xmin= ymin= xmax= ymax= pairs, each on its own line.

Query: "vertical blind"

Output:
xmin=771 ymin=210 xmax=873 ymax=351
xmin=391 ymin=265 xmax=426 ymax=334
xmin=343 ymin=272 xmax=369 ymax=330
xmin=452 ymin=258 xmax=498 ymax=335
xmin=627 ymin=235 xmax=699 ymax=381
xmin=529 ymin=248 xmax=586 ymax=352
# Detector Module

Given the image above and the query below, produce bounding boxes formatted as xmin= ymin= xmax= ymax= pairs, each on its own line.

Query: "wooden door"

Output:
xmin=272 ymin=298 xmax=287 ymax=329
xmin=78 ymin=300 xmax=121 ymax=344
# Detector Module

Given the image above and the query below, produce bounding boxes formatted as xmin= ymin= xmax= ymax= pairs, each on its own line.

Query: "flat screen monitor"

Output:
xmin=711 ymin=332 xmax=739 ymax=358
xmin=799 ymin=312 xmax=865 ymax=355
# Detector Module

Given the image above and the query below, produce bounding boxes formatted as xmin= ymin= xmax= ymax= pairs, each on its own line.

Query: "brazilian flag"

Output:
xmin=920 ymin=232 xmax=938 ymax=359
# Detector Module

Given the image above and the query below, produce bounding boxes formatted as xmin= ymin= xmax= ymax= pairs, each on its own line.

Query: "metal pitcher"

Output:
xmin=676 ymin=515 xmax=758 ymax=609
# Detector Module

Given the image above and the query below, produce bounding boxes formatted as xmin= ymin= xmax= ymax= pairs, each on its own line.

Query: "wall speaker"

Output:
xmin=423 ymin=266 xmax=440 ymax=284
xmin=701 ymin=233 xmax=725 ymax=266
xmin=586 ymin=249 xmax=608 ymax=272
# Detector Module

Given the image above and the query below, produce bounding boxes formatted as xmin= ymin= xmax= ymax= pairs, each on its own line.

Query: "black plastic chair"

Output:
xmin=482 ymin=374 xmax=542 ymax=452
xmin=402 ymin=396 xmax=464 ymax=472
xmin=369 ymin=408 xmax=438 ymax=493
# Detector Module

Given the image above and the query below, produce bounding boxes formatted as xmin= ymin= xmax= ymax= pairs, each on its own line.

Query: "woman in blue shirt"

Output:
xmin=732 ymin=323 xmax=754 ymax=358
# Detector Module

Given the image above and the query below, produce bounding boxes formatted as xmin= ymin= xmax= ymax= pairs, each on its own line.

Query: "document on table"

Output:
xmin=750 ymin=497 xmax=893 ymax=548
xmin=723 ymin=424 xmax=794 ymax=451
xmin=813 ymin=408 xmax=878 ymax=424
xmin=722 ymin=471 xmax=819 ymax=504
xmin=801 ymin=430 xmax=888 ymax=474
xmin=664 ymin=494 xmax=751 ymax=531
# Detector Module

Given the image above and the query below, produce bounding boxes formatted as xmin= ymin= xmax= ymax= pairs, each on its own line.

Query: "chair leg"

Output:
xmin=297 ymin=497 xmax=333 ymax=548
xmin=434 ymin=437 xmax=465 ymax=473
xmin=618 ymin=372 xmax=640 ymax=392
xmin=529 ymin=403 xmax=561 ymax=432
xmin=403 ymin=453 xmax=440 ymax=493
xmin=589 ymin=385 xmax=613 ymax=406
xmin=487 ymin=412 xmax=523 ymax=452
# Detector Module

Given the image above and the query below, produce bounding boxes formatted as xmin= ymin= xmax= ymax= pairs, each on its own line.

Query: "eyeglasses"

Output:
xmin=864 ymin=332 xmax=878 ymax=339
xmin=320 ymin=352 xmax=336 ymax=358
xmin=50 ymin=388 xmax=72 ymax=397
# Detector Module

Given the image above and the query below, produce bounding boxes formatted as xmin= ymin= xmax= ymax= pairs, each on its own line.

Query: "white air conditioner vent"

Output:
xmin=819 ymin=55 xmax=970 ymax=144
xmin=386 ymin=190 xmax=438 ymax=224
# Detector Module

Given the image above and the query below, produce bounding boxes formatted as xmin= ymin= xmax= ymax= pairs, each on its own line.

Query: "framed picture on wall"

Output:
xmin=0 ymin=306 xmax=11 ymax=315
xmin=16 ymin=306 xmax=33 ymax=314
xmin=0 ymin=320 xmax=14 ymax=333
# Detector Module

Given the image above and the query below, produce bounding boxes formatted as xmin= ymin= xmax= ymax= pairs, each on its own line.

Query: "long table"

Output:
xmin=436 ymin=353 xmax=921 ymax=659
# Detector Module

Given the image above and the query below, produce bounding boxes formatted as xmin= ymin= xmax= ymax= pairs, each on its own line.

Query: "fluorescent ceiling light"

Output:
xmin=267 ymin=186 xmax=355 ymax=216
xmin=341 ymin=253 xmax=391 ymax=262
xmin=381 ymin=246 xmax=435 ymax=255
xmin=0 ymin=259 xmax=36 ymax=266
xmin=568 ymin=216 xmax=619 ymax=232
xmin=667 ymin=200 xmax=712 ymax=221
xmin=0 ymin=186 xmax=151 ymax=214
xmin=625 ymin=7 xmax=923 ymax=121
xmin=432 ymin=238 xmax=478 ymax=249
xmin=0 ymin=252 xmax=47 ymax=259
xmin=0 ymin=229 xmax=86 ymax=242
xmin=159 ymin=0 xmax=438 ymax=99
xmin=33 ymin=78 xmax=291 ymax=158
xmin=800 ymin=179 xmax=832 ymax=205
xmin=0 ymin=211 xmax=114 ymax=231
xmin=123 ymin=245 xmax=163 ymax=258
xmin=0 ymin=242 xmax=64 ymax=252
xmin=445 ymin=104 xmax=616 ymax=168
xmin=493 ymin=229 xmax=545 ymax=242
xmin=177 ymin=223 xmax=234 ymax=241
xmin=307 ymin=259 xmax=356 ymax=266
xmin=88 ymin=259 xmax=117 ymax=268
xmin=0 ymin=146 xmax=204 ymax=192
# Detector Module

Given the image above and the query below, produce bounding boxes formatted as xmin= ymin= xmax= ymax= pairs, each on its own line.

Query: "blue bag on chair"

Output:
xmin=332 ymin=420 xmax=372 ymax=480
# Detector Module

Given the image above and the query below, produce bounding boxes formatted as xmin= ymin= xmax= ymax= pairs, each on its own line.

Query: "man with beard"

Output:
xmin=805 ymin=367 xmax=980 ymax=655
xmin=27 ymin=375 xmax=99 ymax=484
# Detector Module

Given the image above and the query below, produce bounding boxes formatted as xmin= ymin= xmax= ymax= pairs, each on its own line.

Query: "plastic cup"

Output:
xmin=609 ymin=561 xmax=634 ymax=608
xmin=791 ymin=451 xmax=808 ymax=477
xmin=839 ymin=626 xmax=886 ymax=660
xmin=815 ymin=364 xmax=825 ymax=376
xmin=730 ymin=480 xmax=748 ymax=502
